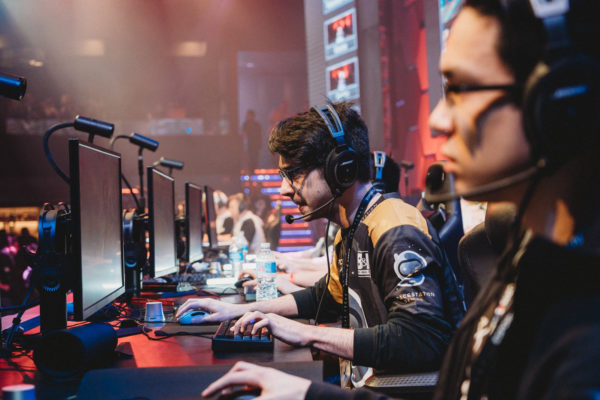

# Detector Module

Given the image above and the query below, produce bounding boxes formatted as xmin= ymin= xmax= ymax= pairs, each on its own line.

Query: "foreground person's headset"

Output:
xmin=523 ymin=0 xmax=600 ymax=169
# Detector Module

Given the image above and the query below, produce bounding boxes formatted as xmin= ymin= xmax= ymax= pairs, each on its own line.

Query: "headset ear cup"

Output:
xmin=325 ymin=146 xmax=359 ymax=196
xmin=523 ymin=55 xmax=600 ymax=167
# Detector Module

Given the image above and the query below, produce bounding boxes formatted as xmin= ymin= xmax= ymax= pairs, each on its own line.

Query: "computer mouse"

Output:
xmin=178 ymin=310 xmax=209 ymax=325
xmin=234 ymin=276 xmax=253 ymax=289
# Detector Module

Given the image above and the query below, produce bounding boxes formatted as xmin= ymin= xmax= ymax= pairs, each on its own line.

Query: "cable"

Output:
xmin=121 ymin=173 xmax=141 ymax=210
xmin=0 ymin=299 xmax=40 ymax=312
xmin=3 ymin=283 xmax=35 ymax=353
xmin=43 ymin=122 xmax=74 ymax=184
xmin=313 ymin=201 xmax=337 ymax=325
xmin=109 ymin=134 xmax=130 ymax=150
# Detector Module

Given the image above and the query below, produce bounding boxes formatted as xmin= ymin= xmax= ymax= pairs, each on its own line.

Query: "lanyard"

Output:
xmin=341 ymin=186 xmax=379 ymax=328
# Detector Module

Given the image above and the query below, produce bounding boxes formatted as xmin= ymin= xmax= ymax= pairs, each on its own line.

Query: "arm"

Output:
xmin=202 ymin=361 xmax=390 ymax=400
xmin=289 ymin=270 xmax=327 ymax=287
xmin=352 ymin=226 xmax=459 ymax=370
xmin=175 ymin=292 xmax=300 ymax=323
xmin=277 ymin=255 xmax=329 ymax=273
xmin=235 ymin=312 xmax=355 ymax=359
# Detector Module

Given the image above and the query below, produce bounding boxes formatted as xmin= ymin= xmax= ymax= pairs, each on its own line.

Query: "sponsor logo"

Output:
xmin=356 ymin=251 xmax=371 ymax=277
xmin=393 ymin=251 xmax=427 ymax=286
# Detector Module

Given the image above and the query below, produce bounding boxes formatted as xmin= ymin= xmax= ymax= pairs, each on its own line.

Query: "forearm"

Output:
xmin=302 ymin=324 xmax=354 ymax=360
xmin=279 ymin=256 xmax=327 ymax=273
xmin=243 ymin=293 xmax=299 ymax=317
xmin=290 ymin=271 xmax=326 ymax=287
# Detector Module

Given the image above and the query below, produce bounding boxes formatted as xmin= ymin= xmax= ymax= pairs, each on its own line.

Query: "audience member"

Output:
xmin=213 ymin=190 xmax=233 ymax=236
xmin=228 ymin=192 xmax=266 ymax=254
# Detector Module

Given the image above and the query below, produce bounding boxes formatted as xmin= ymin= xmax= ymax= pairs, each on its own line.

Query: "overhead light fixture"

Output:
xmin=77 ymin=39 xmax=105 ymax=57
xmin=174 ymin=41 xmax=207 ymax=57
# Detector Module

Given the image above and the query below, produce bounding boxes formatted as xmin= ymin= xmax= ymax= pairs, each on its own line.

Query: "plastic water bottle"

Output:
xmin=229 ymin=234 xmax=244 ymax=278
xmin=238 ymin=234 xmax=249 ymax=262
xmin=256 ymin=242 xmax=277 ymax=301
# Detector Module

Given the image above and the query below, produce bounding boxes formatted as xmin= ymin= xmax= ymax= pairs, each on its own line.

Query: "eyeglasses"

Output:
xmin=443 ymin=81 xmax=520 ymax=98
xmin=444 ymin=83 xmax=518 ymax=94
xmin=442 ymin=81 xmax=521 ymax=108
xmin=279 ymin=165 xmax=313 ymax=195
xmin=278 ymin=165 xmax=305 ymax=184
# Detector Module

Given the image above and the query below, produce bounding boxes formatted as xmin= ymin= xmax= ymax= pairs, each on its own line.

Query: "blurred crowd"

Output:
xmin=0 ymin=228 xmax=37 ymax=307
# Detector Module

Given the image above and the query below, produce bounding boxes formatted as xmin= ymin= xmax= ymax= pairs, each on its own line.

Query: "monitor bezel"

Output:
xmin=203 ymin=185 xmax=219 ymax=250
xmin=185 ymin=182 xmax=204 ymax=263
xmin=69 ymin=138 xmax=125 ymax=321
xmin=147 ymin=166 xmax=178 ymax=278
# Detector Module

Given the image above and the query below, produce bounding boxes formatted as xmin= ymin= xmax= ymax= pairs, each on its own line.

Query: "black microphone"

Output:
xmin=285 ymin=197 xmax=337 ymax=224
xmin=0 ymin=73 xmax=27 ymax=100
xmin=424 ymin=160 xmax=546 ymax=203
xmin=129 ymin=133 xmax=159 ymax=151
xmin=153 ymin=157 xmax=184 ymax=170
xmin=73 ymin=115 xmax=114 ymax=138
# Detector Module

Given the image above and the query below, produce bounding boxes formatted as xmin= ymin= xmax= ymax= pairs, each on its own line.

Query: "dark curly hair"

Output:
xmin=268 ymin=101 xmax=371 ymax=182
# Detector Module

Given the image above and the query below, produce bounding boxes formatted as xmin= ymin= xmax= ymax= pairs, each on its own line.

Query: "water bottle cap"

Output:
xmin=260 ymin=242 xmax=271 ymax=250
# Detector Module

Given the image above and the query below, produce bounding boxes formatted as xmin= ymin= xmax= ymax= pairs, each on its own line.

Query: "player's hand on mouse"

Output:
xmin=233 ymin=311 xmax=312 ymax=347
xmin=237 ymin=269 xmax=256 ymax=280
xmin=236 ymin=270 xmax=258 ymax=290
xmin=175 ymin=298 xmax=243 ymax=323
xmin=202 ymin=361 xmax=310 ymax=400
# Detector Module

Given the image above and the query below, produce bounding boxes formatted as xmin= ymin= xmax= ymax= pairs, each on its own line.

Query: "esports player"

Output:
xmin=201 ymin=0 xmax=600 ymax=399
xmin=239 ymin=151 xmax=403 ymax=294
xmin=178 ymin=101 xmax=464 ymax=387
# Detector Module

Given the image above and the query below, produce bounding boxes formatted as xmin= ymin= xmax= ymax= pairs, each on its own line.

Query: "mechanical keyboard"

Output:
xmin=211 ymin=319 xmax=273 ymax=352
xmin=166 ymin=272 xmax=221 ymax=285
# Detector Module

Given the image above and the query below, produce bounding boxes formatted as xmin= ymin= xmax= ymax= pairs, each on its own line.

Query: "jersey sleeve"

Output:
xmin=353 ymin=225 xmax=457 ymax=370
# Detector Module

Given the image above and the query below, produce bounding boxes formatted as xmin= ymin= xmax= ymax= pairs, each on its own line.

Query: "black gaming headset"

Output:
xmin=312 ymin=104 xmax=359 ymax=196
xmin=522 ymin=0 xmax=600 ymax=169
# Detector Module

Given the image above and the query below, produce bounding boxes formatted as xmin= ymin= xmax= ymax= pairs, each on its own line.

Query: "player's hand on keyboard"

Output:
xmin=233 ymin=311 xmax=313 ymax=347
xmin=175 ymin=298 xmax=243 ymax=323
xmin=201 ymin=361 xmax=310 ymax=400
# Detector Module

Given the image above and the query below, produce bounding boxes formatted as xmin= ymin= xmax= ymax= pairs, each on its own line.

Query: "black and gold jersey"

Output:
xmin=292 ymin=193 xmax=464 ymax=385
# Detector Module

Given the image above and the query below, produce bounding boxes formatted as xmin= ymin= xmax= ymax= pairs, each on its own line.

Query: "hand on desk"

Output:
xmin=175 ymin=298 xmax=243 ymax=323
xmin=233 ymin=311 xmax=314 ymax=347
xmin=202 ymin=361 xmax=311 ymax=400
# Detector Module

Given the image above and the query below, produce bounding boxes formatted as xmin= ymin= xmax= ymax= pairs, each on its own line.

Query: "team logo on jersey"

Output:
xmin=393 ymin=251 xmax=426 ymax=286
xmin=356 ymin=251 xmax=371 ymax=277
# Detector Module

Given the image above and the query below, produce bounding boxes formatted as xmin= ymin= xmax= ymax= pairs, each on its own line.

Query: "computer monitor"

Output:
xmin=204 ymin=185 xmax=219 ymax=250
xmin=147 ymin=167 xmax=178 ymax=277
xmin=69 ymin=139 xmax=125 ymax=321
xmin=185 ymin=182 xmax=204 ymax=263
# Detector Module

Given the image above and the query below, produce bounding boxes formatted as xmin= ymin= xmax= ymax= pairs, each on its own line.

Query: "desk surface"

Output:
xmin=0 ymin=293 xmax=316 ymax=399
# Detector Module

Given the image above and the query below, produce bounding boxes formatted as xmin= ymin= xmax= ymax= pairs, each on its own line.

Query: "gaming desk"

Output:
xmin=0 ymin=293 xmax=319 ymax=400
